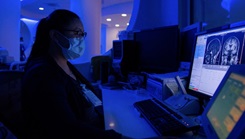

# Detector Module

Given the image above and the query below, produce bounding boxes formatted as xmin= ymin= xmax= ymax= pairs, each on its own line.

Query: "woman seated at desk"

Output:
xmin=21 ymin=9 xmax=124 ymax=139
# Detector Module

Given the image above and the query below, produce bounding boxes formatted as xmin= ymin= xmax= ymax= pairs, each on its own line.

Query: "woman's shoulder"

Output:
xmin=24 ymin=56 xmax=58 ymax=77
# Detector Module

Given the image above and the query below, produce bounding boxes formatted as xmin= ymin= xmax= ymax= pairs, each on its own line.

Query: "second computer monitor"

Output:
xmin=134 ymin=25 xmax=180 ymax=74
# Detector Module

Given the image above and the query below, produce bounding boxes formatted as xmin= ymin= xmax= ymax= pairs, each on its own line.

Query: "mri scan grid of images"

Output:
xmin=203 ymin=32 xmax=245 ymax=65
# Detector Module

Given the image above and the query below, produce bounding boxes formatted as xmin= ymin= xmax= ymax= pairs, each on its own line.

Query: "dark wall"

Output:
xmin=192 ymin=0 xmax=245 ymax=30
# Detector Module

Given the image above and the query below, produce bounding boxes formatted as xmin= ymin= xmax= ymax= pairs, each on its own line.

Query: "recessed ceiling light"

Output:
xmin=115 ymin=24 xmax=120 ymax=27
xmin=39 ymin=7 xmax=44 ymax=10
xmin=106 ymin=18 xmax=111 ymax=21
xmin=127 ymin=23 xmax=129 ymax=26
xmin=121 ymin=14 xmax=127 ymax=17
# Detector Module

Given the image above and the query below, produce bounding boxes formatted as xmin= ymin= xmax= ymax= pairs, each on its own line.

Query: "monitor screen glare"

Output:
xmin=189 ymin=26 xmax=245 ymax=97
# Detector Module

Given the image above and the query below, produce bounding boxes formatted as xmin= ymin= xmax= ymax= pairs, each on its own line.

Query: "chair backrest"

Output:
xmin=90 ymin=56 xmax=112 ymax=82
xmin=9 ymin=61 xmax=26 ymax=71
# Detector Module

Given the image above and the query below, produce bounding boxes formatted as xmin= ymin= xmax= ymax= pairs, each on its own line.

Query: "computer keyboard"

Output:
xmin=133 ymin=98 xmax=200 ymax=136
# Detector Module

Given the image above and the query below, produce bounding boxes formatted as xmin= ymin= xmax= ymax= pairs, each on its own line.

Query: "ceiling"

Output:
xmin=20 ymin=0 xmax=133 ymax=28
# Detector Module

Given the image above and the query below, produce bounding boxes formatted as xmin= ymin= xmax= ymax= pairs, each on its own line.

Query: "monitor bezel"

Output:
xmin=201 ymin=64 xmax=245 ymax=139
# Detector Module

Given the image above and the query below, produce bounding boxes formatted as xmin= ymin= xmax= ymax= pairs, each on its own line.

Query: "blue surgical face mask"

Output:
xmin=55 ymin=32 xmax=86 ymax=60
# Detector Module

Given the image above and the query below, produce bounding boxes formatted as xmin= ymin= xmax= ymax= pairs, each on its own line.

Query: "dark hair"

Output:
xmin=27 ymin=9 xmax=80 ymax=63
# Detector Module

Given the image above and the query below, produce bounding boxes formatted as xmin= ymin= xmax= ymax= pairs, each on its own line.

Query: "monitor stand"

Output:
xmin=164 ymin=76 xmax=202 ymax=116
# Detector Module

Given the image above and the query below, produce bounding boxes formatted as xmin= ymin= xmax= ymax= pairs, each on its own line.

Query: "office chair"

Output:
xmin=90 ymin=55 xmax=112 ymax=83
xmin=9 ymin=61 xmax=26 ymax=71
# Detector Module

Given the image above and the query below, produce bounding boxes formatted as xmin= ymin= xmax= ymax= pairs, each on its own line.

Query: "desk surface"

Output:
xmin=102 ymin=88 xmax=158 ymax=138
xmin=102 ymin=88 xmax=207 ymax=139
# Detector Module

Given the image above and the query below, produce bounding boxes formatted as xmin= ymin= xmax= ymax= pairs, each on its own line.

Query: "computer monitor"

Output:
xmin=180 ymin=22 xmax=202 ymax=63
xmin=188 ymin=25 xmax=245 ymax=99
xmin=202 ymin=64 xmax=245 ymax=139
xmin=134 ymin=25 xmax=180 ymax=73
xmin=111 ymin=40 xmax=139 ymax=79
xmin=112 ymin=40 xmax=122 ymax=60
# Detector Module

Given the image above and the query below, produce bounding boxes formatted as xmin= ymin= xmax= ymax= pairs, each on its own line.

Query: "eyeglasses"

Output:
xmin=63 ymin=29 xmax=87 ymax=38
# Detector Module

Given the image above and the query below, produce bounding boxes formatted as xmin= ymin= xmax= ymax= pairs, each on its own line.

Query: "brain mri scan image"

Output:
xmin=221 ymin=36 xmax=240 ymax=65
xmin=204 ymin=38 xmax=222 ymax=65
